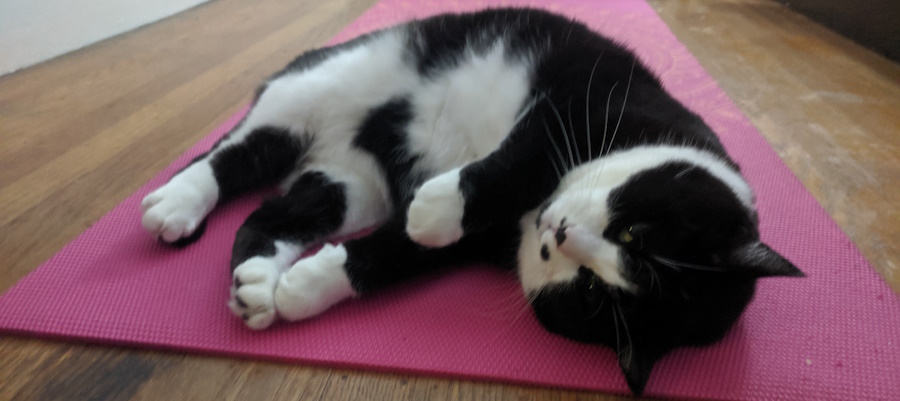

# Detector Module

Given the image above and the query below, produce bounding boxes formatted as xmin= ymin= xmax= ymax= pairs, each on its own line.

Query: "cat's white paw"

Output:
xmin=141 ymin=164 xmax=218 ymax=243
xmin=406 ymin=168 xmax=465 ymax=248
xmin=275 ymin=244 xmax=357 ymax=322
xmin=229 ymin=257 xmax=282 ymax=330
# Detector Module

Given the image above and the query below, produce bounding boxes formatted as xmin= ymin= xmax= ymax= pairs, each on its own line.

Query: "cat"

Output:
xmin=140 ymin=8 xmax=804 ymax=395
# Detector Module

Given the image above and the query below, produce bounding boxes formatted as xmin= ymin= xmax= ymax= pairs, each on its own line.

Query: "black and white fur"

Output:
xmin=140 ymin=9 xmax=803 ymax=395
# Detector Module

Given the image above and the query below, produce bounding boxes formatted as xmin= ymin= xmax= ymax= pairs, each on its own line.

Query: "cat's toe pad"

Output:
xmin=275 ymin=244 xmax=356 ymax=322
xmin=406 ymin=168 xmax=465 ymax=248
xmin=229 ymin=258 xmax=281 ymax=330
xmin=141 ymin=167 xmax=218 ymax=243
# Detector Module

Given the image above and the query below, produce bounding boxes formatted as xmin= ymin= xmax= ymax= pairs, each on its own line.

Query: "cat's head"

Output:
xmin=518 ymin=145 xmax=803 ymax=395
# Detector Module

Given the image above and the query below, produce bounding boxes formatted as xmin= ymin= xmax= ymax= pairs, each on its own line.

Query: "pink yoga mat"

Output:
xmin=2 ymin=0 xmax=898 ymax=399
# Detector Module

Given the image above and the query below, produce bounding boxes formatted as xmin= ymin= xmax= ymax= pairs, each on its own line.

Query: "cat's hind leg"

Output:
xmin=229 ymin=166 xmax=391 ymax=329
xmin=141 ymin=125 xmax=309 ymax=244
xmin=269 ymin=215 xmax=521 ymax=325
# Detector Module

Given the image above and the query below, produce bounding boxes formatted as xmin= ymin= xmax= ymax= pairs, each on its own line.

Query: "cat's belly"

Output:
xmin=406 ymin=41 xmax=532 ymax=172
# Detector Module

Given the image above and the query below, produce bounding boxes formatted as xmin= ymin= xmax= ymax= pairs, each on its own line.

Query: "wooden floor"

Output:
xmin=1 ymin=0 xmax=897 ymax=400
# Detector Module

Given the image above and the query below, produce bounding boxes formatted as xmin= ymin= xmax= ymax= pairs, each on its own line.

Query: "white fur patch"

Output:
xmin=406 ymin=41 xmax=531 ymax=172
xmin=141 ymin=162 xmax=218 ymax=243
xmin=559 ymin=146 xmax=755 ymax=210
xmin=402 ymin=39 xmax=532 ymax=249
xmin=275 ymin=244 xmax=357 ymax=322
xmin=406 ymin=167 xmax=465 ymax=247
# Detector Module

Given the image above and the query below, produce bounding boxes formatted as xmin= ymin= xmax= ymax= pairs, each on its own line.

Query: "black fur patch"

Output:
xmin=405 ymin=13 xmax=497 ymax=77
xmin=352 ymin=97 xmax=423 ymax=207
xmin=605 ymin=162 xmax=755 ymax=260
xmin=210 ymin=126 xmax=310 ymax=201
xmin=343 ymin=217 xmax=521 ymax=294
xmin=554 ymin=227 xmax=567 ymax=245
xmin=230 ymin=171 xmax=347 ymax=270
xmin=406 ymin=9 xmax=580 ymax=78
xmin=230 ymin=226 xmax=277 ymax=271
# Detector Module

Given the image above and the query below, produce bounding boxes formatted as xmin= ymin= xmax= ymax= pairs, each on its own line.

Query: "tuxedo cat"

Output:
xmin=140 ymin=8 xmax=803 ymax=394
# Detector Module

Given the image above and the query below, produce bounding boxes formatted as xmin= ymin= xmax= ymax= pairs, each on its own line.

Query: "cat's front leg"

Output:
xmin=407 ymin=136 xmax=561 ymax=248
xmin=405 ymin=167 xmax=465 ymax=247
xmin=141 ymin=162 xmax=218 ymax=243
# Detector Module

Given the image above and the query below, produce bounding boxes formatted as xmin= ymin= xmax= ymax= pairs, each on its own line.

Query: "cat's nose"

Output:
xmin=556 ymin=226 xmax=605 ymax=275
xmin=555 ymin=226 xmax=567 ymax=245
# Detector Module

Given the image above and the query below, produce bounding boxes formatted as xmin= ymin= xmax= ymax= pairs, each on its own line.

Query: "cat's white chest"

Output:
xmin=406 ymin=42 xmax=532 ymax=171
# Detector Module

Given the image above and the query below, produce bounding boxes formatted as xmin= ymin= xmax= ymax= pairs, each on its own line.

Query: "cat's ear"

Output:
xmin=728 ymin=241 xmax=805 ymax=278
xmin=616 ymin=342 xmax=663 ymax=396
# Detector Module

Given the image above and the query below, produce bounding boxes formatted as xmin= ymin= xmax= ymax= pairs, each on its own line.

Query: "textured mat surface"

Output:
xmin=2 ymin=0 xmax=899 ymax=399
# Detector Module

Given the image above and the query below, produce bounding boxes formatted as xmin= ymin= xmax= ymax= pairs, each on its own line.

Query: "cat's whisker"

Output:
xmin=510 ymin=270 xmax=555 ymax=326
xmin=616 ymin=303 xmax=635 ymax=367
xmin=495 ymin=292 xmax=533 ymax=318
xmin=593 ymin=58 xmax=635 ymax=187
xmin=674 ymin=166 xmax=696 ymax=179
xmin=475 ymin=271 xmax=533 ymax=320
xmin=585 ymin=52 xmax=603 ymax=162
xmin=609 ymin=58 xmax=636 ymax=156
xmin=543 ymin=119 xmax=569 ymax=174
xmin=611 ymin=303 xmax=623 ymax=356
xmin=650 ymin=255 xmax=722 ymax=272
xmin=485 ymin=292 xmax=538 ymax=344
xmin=547 ymin=97 xmax=575 ymax=170
xmin=504 ymin=287 xmax=544 ymax=329
xmin=601 ymin=81 xmax=619 ymax=160
xmin=636 ymin=258 xmax=662 ymax=295
xmin=526 ymin=287 xmax=544 ymax=308
xmin=588 ymin=80 xmax=619 ymax=190
xmin=599 ymin=100 xmax=624 ymax=170
xmin=512 ymin=93 xmax=541 ymax=129
xmin=586 ymin=295 xmax=606 ymax=319
xmin=546 ymin=151 xmax=563 ymax=180
xmin=567 ymin=97 xmax=581 ymax=165
xmin=491 ymin=278 xmax=529 ymax=307
xmin=508 ymin=304 xmax=534 ymax=327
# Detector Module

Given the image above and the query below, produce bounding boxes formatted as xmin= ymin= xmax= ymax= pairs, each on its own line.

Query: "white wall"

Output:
xmin=0 ymin=0 xmax=210 ymax=76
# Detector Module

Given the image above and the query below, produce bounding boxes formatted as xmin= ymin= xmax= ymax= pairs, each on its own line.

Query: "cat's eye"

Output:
xmin=619 ymin=226 xmax=635 ymax=243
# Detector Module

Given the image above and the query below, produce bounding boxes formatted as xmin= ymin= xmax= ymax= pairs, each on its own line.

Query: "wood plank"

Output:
xmin=0 ymin=0 xmax=897 ymax=400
